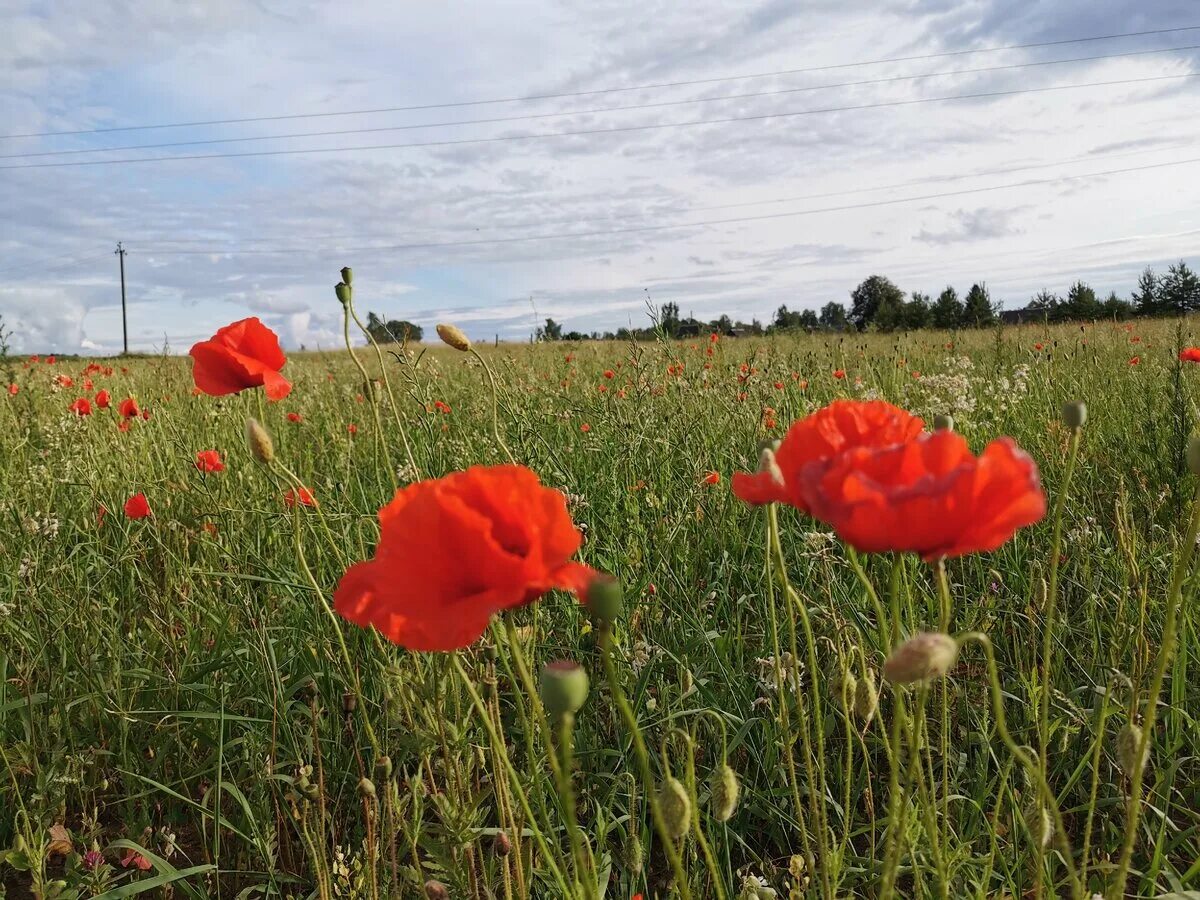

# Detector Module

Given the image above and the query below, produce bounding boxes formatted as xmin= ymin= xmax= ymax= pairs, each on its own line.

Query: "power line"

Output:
xmin=6 ymin=43 xmax=1198 ymax=161
xmin=2 ymin=71 xmax=1195 ymax=171
xmin=4 ymin=23 xmax=1198 ymax=140
xmin=133 ymin=155 xmax=1200 ymax=257
xmin=132 ymin=139 xmax=1197 ymax=249
xmin=0 ymin=249 xmax=114 ymax=279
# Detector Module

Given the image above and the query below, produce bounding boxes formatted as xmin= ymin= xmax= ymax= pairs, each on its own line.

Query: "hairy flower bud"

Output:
xmin=375 ymin=755 xmax=393 ymax=781
xmin=883 ymin=632 xmax=959 ymax=684
xmin=710 ymin=764 xmax=741 ymax=822
xmin=244 ymin=417 xmax=275 ymax=464
xmin=436 ymin=323 xmax=471 ymax=352
xmin=491 ymin=830 xmax=512 ymax=857
xmin=539 ymin=660 xmax=589 ymax=719
xmin=357 ymin=777 xmax=376 ymax=800
xmin=1061 ymin=400 xmax=1087 ymax=429
xmin=1116 ymin=722 xmax=1149 ymax=777
xmin=854 ymin=670 xmax=879 ymax=724
xmin=659 ymin=776 xmax=692 ymax=840
xmin=1024 ymin=798 xmax=1053 ymax=848
xmin=584 ymin=573 xmax=623 ymax=624
xmin=757 ymin=446 xmax=785 ymax=490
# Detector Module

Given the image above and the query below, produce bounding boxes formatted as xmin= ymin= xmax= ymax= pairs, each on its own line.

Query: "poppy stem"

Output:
xmin=598 ymin=624 xmax=693 ymax=900
xmin=679 ymin=727 xmax=728 ymax=900
xmin=1108 ymin=480 xmax=1200 ymax=899
xmin=471 ymin=347 xmax=517 ymax=464
xmin=340 ymin=294 xmax=398 ymax=492
xmin=960 ymin=632 xmax=1082 ymax=899
xmin=450 ymin=653 xmax=576 ymax=898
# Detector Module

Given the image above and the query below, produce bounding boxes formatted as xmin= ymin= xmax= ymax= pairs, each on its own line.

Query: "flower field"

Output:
xmin=3 ymin=293 xmax=1200 ymax=899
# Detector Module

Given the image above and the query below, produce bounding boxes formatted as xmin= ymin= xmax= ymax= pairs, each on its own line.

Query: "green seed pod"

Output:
xmin=357 ymin=777 xmax=376 ymax=800
xmin=585 ymin=573 xmax=623 ymax=624
xmin=710 ymin=764 xmax=741 ymax=822
xmin=1188 ymin=436 xmax=1200 ymax=477
xmin=244 ymin=417 xmax=275 ymax=464
xmin=340 ymin=266 xmax=353 ymax=286
xmin=658 ymin=776 xmax=692 ymax=840
xmin=1061 ymin=400 xmax=1087 ymax=429
xmin=884 ymin=633 xmax=959 ymax=684
xmin=933 ymin=414 xmax=954 ymax=432
xmin=334 ymin=282 xmax=351 ymax=306
xmin=539 ymin=661 xmax=589 ymax=720
xmin=1116 ymin=722 xmax=1149 ymax=777
xmin=375 ymin=755 xmax=393 ymax=781
xmin=854 ymin=670 xmax=879 ymax=724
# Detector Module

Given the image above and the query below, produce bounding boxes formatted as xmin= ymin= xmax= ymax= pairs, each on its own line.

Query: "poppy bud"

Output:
xmin=584 ymin=573 xmax=623 ymax=624
xmin=831 ymin=670 xmax=857 ymax=711
xmin=375 ymin=755 xmax=393 ymax=781
xmin=933 ymin=414 xmax=954 ymax=432
xmin=659 ymin=776 xmax=692 ymax=839
xmin=757 ymin=446 xmax=785 ymax=490
xmin=491 ymin=830 xmax=512 ymax=857
xmin=436 ymin=323 xmax=471 ymax=352
xmin=1061 ymin=401 xmax=1087 ymax=429
xmin=244 ymin=417 xmax=275 ymax=464
xmin=854 ymin=670 xmax=879 ymax=724
xmin=340 ymin=266 xmax=353 ymax=286
xmin=883 ymin=632 xmax=959 ymax=684
xmin=357 ymin=777 xmax=376 ymax=800
xmin=1024 ymin=799 xmax=1053 ymax=848
xmin=1116 ymin=722 xmax=1149 ymax=777
xmin=335 ymin=282 xmax=351 ymax=305
xmin=624 ymin=828 xmax=644 ymax=873
xmin=424 ymin=879 xmax=449 ymax=900
xmin=1188 ymin=436 xmax=1200 ymax=476
xmin=539 ymin=660 xmax=589 ymax=720
xmin=710 ymin=764 xmax=741 ymax=822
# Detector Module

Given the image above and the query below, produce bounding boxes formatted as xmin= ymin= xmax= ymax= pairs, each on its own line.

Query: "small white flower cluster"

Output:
xmin=23 ymin=514 xmax=60 ymax=538
xmin=629 ymin=640 xmax=657 ymax=673
xmin=755 ymin=652 xmax=800 ymax=695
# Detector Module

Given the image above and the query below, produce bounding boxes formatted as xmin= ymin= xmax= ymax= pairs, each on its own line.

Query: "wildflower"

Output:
xmin=55 ymin=373 xmax=74 ymax=388
xmin=284 ymin=486 xmax=316 ymax=508
xmin=333 ymin=465 xmax=595 ymax=651
xmin=118 ymin=397 xmax=140 ymax=419
xmin=435 ymin=323 xmax=471 ymax=352
xmin=803 ymin=429 xmax=1045 ymax=560
xmin=124 ymin=493 xmax=151 ymax=519
xmin=195 ymin=450 xmax=225 ymax=473
xmin=774 ymin=381 xmax=784 ymax=390
xmin=1034 ymin=342 xmax=1044 ymax=351
xmin=580 ymin=422 xmax=591 ymax=433
xmin=347 ymin=423 xmax=358 ymax=435
xmin=189 ymin=316 xmax=292 ymax=401
xmin=732 ymin=400 xmax=923 ymax=509
xmin=710 ymin=332 xmax=719 ymax=343
xmin=1128 ymin=356 xmax=1140 ymax=366
xmin=604 ymin=369 xmax=615 ymax=379
xmin=1180 ymin=347 xmax=1200 ymax=362
xmin=120 ymin=850 xmax=152 ymax=871
xmin=6 ymin=384 xmax=16 ymax=396
xmin=287 ymin=411 xmax=303 ymax=423
xmin=82 ymin=849 xmax=104 ymax=872
xmin=703 ymin=470 xmax=721 ymax=485
xmin=95 ymin=389 xmax=110 ymax=409
xmin=884 ymin=632 xmax=959 ymax=683
xmin=69 ymin=397 xmax=92 ymax=416
xmin=833 ymin=369 xmax=846 ymax=379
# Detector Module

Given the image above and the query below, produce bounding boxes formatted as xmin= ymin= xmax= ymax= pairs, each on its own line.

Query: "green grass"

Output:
xmin=2 ymin=317 xmax=1200 ymax=899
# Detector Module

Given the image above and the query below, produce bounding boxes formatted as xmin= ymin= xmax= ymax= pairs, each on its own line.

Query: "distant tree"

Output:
xmin=659 ymin=302 xmax=681 ymax=337
xmin=930 ymin=286 xmax=964 ymax=329
xmin=819 ymin=302 xmax=848 ymax=330
xmin=962 ymin=283 xmax=997 ymax=327
xmin=1132 ymin=266 xmax=1161 ymax=317
xmin=536 ymin=318 xmax=563 ymax=341
xmin=711 ymin=314 xmax=734 ymax=334
xmin=798 ymin=309 xmax=819 ymax=329
xmin=1062 ymin=281 xmax=1102 ymax=321
xmin=366 ymin=311 xmax=423 ymax=343
xmin=1159 ymin=261 xmax=1200 ymax=315
xmin=563 ymin=330 xmax=586 ymax=341
xmin=902 ymin=292 xmax=932 ymax=330
xmin=849 ymin=275 xmax=904 ymax=330
xmin=1026 ymin=289 xmax=1060 ymax=322
xmin=1102 ymin=291 xmax=1135 ymax=320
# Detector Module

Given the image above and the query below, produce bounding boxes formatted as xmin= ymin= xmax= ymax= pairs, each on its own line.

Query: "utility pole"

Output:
xmin=115 ymin=242 xmax=128 ymax=355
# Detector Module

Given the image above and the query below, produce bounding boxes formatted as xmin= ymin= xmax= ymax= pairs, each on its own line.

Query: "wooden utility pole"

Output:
xmin=115 ymin=242 xmax=128 ymax=355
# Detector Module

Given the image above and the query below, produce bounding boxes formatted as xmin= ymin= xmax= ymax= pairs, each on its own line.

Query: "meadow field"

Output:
xmin=3 ymin=307 xmax=1200 ymax=900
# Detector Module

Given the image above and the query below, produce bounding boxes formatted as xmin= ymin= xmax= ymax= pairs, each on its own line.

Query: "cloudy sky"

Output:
xmin=1 ymin=0 xmax=1198 ymax=353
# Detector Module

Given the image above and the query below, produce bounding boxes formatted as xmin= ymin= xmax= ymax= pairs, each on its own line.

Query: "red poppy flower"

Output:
xmin=284 ymin=486 xmax=316 ymax=508
xmin=802 ymin=431 xmax=1045 ymax=561
xmin=97 ymin=504 xmax=108 ymax=526
xmin=7 ymin=384 xmax=18 ymax=396
xmin=56 ymin=374 xmax=74 ymax=388
xmin=287 ymin=412 xmax=303 ymax=423
xmin=703 ymin=470 xmax=721 ymax=485
xmin=833 ymin=369 xmax=846 ymax=379
xmin=69 ymin=397 xmax=92 ymax=416
xmin=83 ymin=378 xmax=93 ymax=391
xmin=580 ymin=423 xmax=591 ymax=433
xmin=189 ymin=317 xmax=292 ymax=401
xmin=603 ymin=369 xmax=615 ymax=379
xmin=347 ymin=423 xmax=358 ymax=435
xmin=333 ymin=465 xmax=595 ymax=651
xmin=45 ymin=355 xmax=55 ymax=365
xmin=120 ymin=850 xmax=152 ymax=871
xmin=94 ymin=389 xmax=111 ymax=409
xmin=1034 ymin=342 xmax=1044 ymax=351
xmin=1129 ymin=356 xmax=1140 ymax=366
xmin=124 ymin=493 xmax=151 ymax=519
xmin=774 ymin=381 xmax=784 ymax=390
xmin=195 ymin=450 xmax=225 ymax=473
xmin=1181 ymin=347 xmax=1200 ymax=363
xmin=709 ymin=332 xmax=719 ymax=343
xmin=733 ymin=400 xmax=924 ymax=508
xmin=118 ymin=397 xmax=140 ymax=419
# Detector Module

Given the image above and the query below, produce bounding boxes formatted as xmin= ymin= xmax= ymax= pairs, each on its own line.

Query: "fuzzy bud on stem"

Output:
xmin=710 ymin=764 xmax=741 ymax=822
xmin=883 ymin=632 xmax=959 ymax=684
xmin=758 ymin=446 xmax=785 ymax=490
xmin=539 ymin=660 xmax=589 ymax=720
xmin=1116 ymin=722 xmax=1149 ymax=777
xmin=1061 ymin=400 xmax=1087 ymax=429
xmin=436 ymin=323 xmax=471 ymax=352
xmin=244 ymin=417 xmax=275 ymax=464
xmin=659 ymin=776 xmax=692 ymax=840
xmin=585 ymin=573 xmax=623 ymax=624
